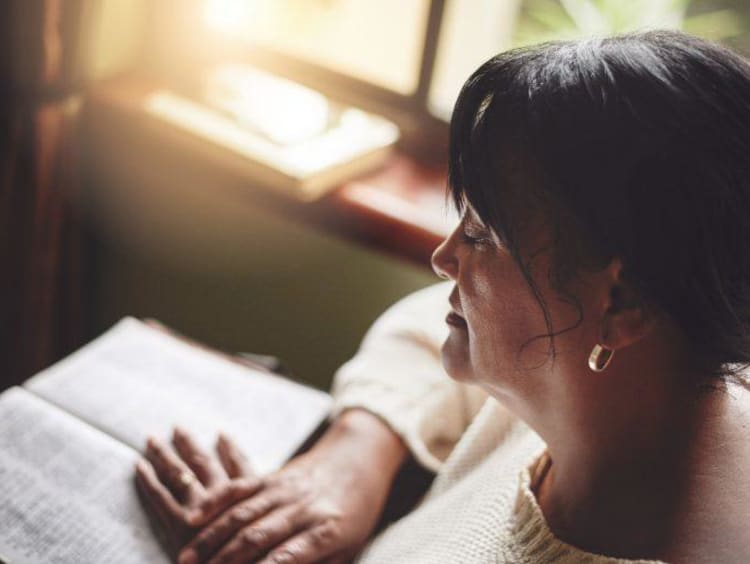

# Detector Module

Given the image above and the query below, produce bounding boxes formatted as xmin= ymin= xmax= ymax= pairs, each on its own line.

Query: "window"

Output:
xmin=429 ymin=0 xmax=750 ymax=120
xmin=204 ymin=0 xmax=431 ymax=95
xmin=428 ymin=0 xmax=523 ymax=120
xmin=188 ymin=0 xmax=447 ymax=154
xmin=159 ymin=0 xmax=750 ymax=152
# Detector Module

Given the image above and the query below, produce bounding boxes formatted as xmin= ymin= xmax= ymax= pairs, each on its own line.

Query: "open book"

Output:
xmin=0 ymin=319 xmax=332 ymax=563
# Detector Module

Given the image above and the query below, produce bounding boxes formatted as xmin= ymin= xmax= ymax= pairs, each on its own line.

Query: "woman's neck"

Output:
xmin=534 ymin=368 xmax=750 ymax=561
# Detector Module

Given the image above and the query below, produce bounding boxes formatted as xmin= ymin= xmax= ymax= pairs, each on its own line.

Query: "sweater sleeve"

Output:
xmin=329 ymin=281 xmax=488 ymax=472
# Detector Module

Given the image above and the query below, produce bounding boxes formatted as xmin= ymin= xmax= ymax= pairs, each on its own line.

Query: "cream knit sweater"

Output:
xmin=330 ymin=282 xmax=665 ymax=564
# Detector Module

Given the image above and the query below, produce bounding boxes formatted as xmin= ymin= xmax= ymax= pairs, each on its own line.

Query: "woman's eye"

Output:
xmin=460 ymin=230 xmax=492 ymax=247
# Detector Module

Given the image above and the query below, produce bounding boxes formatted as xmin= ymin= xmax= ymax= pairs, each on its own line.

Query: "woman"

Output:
xmin=136 ymin=30 xmax=750 ymax=562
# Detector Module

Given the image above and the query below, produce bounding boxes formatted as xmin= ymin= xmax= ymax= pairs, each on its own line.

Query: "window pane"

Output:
xmin=429 ymin=0 xmax=750 ymax=121
xmin=428 ymin=0 xmax=523 ymax=120
xmin=205 ymin=0 xmax=431 ymax=95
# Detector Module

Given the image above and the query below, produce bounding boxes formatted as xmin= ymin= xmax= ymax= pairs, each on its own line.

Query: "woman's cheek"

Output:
xmin=475 ymin=301 xmax=541 ymax=371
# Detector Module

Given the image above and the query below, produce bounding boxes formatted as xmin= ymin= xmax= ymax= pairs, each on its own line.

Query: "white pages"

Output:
xmin=0 ymin=388 xmax=168 ymax=564
xmin=25 ymin=318 xmax=332 ymax=475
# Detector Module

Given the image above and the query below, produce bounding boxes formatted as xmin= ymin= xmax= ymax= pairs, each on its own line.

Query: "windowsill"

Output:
xmin=83 ymin=73 xmax=454 ymax=267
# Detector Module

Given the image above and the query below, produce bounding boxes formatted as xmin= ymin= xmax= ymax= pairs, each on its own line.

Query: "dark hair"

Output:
xmin=448 ymin=30 xmax=750 ymax=378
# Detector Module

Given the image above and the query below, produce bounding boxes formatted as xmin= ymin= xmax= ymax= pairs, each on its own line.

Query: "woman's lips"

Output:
xmin=446 ymin=311 xmax=467 ymax=328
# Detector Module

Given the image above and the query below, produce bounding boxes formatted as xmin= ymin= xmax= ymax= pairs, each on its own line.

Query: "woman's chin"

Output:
xmin=441 ymin=331 xmax=474 ymax=382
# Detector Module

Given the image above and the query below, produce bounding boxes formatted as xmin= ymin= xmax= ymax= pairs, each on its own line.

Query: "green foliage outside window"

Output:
xmin=513 ymin=0 xmax=749 ymax=52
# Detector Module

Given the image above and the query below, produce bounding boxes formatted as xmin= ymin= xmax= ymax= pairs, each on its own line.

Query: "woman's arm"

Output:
xmin=136 ymin=409 xmax=408 ymax=564
xmin=178 ymin=408 xmax=409 ymax=563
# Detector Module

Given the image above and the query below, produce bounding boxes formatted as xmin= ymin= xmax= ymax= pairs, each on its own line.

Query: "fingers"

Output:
xmin=205 ymin=504 xmax=309 ymax=564
xmin=216 ymin=433 xmax=254 ymax=479
xmin=135 ymin=463 xmax=178 ymax=554
xmin=172 ymin=427 xmax=227 ymax=488
xmin=192 ymin=477 xmax=266 ymax=527
xmin=146 ymin=437 xmax=203 ymax=503
xmin=135 ymin=458 xmax=195 ymax=524
xmin=256 ymin=520 xmax=344 ymax=564
xmin=180 ymin=493 xmax=281 ymax=562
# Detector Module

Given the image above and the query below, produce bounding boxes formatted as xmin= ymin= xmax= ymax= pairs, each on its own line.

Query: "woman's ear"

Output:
xmin=597 ymin=258 xmax=656 ymax=351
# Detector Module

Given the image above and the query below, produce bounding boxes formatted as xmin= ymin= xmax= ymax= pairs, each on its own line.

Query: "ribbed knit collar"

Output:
xmin=511 ymin=451 xmax=666 ymax=564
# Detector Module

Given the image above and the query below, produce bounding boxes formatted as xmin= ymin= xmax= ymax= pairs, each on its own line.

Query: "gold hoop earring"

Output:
xmin=588 ymin=344 xmax=614 ymax=372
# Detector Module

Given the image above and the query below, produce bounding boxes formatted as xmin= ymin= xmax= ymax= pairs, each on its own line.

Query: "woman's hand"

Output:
xmin=179 ymin=409 xmax=409 ymax=564
xmin=135 ymin=428 xmax=263 ymax=558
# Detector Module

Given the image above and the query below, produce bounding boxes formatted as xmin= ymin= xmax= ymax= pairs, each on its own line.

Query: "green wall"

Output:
xmin=84 ymin=145 xmax=438 ymax=390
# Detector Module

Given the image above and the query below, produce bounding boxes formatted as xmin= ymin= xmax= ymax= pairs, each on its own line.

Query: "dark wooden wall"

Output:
xmin=0 ymin=1 xmax=92 ymax=389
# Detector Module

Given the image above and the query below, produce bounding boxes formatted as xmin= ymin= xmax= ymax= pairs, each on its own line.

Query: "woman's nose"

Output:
xmin=431 ymin=236 xmax=458 ymax=280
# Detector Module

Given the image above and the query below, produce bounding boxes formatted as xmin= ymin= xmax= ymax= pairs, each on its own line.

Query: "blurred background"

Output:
xmin=2 ymin=0 xmax=749 ymax=392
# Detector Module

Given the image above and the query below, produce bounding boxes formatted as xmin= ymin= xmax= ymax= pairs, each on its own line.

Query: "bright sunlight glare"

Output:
xmin=205 ymin=64 xmax=331 ymax=146
xmin=203 ymin=0 xmax=256 ymax=35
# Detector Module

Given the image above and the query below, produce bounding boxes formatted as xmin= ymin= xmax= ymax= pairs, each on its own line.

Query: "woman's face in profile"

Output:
xmin=432 ymin=204 xmax=592 ymax=404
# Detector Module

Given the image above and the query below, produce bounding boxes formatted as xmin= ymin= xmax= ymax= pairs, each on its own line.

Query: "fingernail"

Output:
xmin=135 ymin=460 xmax=147 ymax=472
xmin=178 ymin=548 xmax=198 ymax=564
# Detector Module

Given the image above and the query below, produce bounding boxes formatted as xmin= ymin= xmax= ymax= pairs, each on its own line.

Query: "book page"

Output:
xmin=0 ymin=387 xmax=168 ymax=564
xmin=25 ymin=318 xmax=332 ymax=475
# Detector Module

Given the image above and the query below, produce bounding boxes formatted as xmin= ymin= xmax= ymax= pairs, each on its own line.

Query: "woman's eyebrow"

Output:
xmin=464 ymin=209 xmax=490 ymax=231
xmin=463 ymin=205 xmax=479 ymax=223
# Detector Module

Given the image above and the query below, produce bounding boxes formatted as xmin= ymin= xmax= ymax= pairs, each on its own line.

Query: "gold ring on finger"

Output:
xmin=178 ymin=471 xmax=196 ymax=488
